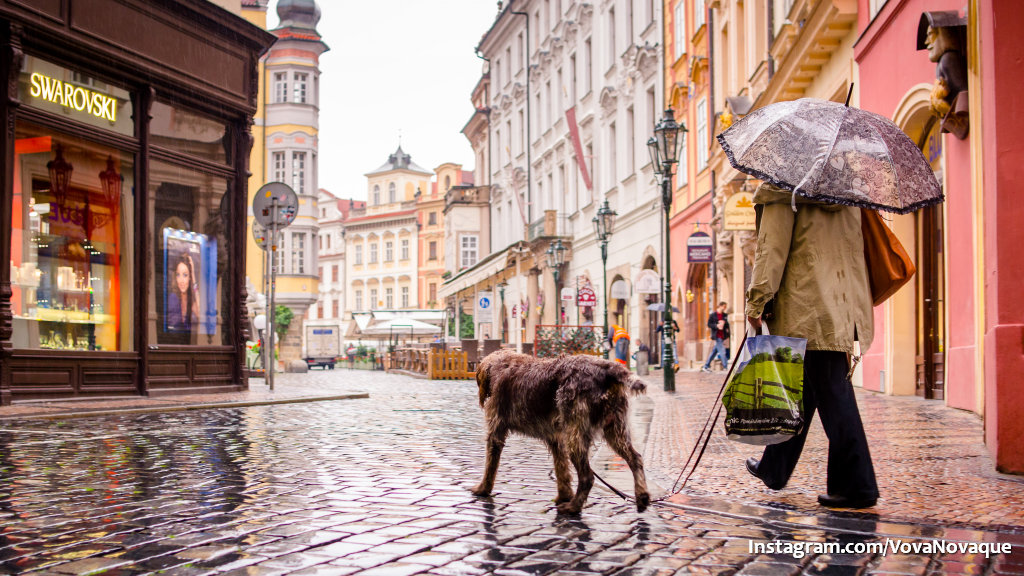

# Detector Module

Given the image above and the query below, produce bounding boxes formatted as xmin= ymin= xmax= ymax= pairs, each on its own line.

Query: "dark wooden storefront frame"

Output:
xmin=0 ymin=0 xmax=274 ymax=404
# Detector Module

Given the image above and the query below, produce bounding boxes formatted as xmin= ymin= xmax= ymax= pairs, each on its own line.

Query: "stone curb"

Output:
xmin=0 ymin=392 xmax=370 ymax=421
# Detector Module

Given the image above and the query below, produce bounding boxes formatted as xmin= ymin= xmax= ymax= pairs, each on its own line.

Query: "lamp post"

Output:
xmin=648 ymin=109 xmax=686 ymax=392
xmin=545 ymin=239 xmax=566 ymax=324
xmin=592 ymin=200 xmax=617 ymax=358
xmin=497 ymin=281 xmax=508 ymax=342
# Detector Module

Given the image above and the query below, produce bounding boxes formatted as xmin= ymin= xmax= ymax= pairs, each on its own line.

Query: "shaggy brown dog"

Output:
xmin=472 ymin=349 xmax=650 ymax=514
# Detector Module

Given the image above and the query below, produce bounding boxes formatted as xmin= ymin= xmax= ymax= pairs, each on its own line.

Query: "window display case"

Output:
xmin=9 ymin=126 xmax=133 ymax=352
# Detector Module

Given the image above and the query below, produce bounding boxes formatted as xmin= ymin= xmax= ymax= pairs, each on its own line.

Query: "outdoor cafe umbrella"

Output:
xmin=717 ymin=97 xmax=943 ymax=214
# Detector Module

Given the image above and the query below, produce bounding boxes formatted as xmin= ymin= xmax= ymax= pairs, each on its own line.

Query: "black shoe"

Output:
xmin=745 ymin=458 xmax=786 ymax=491
xmin=817 ymin=493 xmax=878 ymax=509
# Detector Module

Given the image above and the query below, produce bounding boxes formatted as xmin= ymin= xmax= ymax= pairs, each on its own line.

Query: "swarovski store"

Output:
xmin=0 ymin=1 xmax=274 ymax=403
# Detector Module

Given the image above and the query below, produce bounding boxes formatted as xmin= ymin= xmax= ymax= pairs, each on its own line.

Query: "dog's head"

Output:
xmin=605 ymin=359 xmax=647 ymax=396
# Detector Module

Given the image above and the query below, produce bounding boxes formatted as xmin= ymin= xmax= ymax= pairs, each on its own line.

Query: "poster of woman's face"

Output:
xmin=164 ymin=231 xmax=202 ymax=334
xmin=163 ymin=228 xmax=217 ymax=335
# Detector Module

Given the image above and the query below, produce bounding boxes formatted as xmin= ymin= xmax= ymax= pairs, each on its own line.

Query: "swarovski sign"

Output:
xmin=29 ymin=73 xmax=118 ymax=122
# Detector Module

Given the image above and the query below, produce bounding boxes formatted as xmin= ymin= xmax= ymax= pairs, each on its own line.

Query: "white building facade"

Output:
xmin=471 ymin=0 xmax=666 ymax=346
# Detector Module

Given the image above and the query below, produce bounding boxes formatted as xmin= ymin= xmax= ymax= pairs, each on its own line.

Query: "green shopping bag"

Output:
xmin=721 ymin=327 xmax=806 ymax=445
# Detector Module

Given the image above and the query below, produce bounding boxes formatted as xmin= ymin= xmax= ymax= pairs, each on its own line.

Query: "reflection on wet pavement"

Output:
xmin=0 ymin=373 xmax=1017 ymax=574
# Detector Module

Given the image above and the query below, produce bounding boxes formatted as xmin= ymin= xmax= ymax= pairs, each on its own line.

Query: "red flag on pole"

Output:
xmin=566 ymin=106 xmax=592 ymax=191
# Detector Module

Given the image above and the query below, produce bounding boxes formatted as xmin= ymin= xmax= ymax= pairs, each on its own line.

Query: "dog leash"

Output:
xmin=592 ymin=334 xmax=747 ymax=507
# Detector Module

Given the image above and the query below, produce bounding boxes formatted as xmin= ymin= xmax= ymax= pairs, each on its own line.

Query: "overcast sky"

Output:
xmin=267 ymin=1 xmax=499 ymax=200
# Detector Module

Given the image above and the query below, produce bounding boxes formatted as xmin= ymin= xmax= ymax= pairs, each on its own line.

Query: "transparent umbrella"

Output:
xmin=717 ymin=98 xmax=943 ymax=214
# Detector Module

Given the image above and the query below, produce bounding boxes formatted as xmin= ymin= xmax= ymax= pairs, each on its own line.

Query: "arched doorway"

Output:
xmin=639 ymin=256 xmax=660 ymax=361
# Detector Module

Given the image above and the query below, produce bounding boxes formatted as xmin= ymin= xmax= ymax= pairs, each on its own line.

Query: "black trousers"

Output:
xmin=758 ymin=350 xmax=879 ymax=499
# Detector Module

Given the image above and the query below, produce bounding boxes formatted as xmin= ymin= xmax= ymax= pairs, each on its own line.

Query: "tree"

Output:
xmin=448 ymin=309 xmax=475 ymax=339
xmin=274 ymin=305 xmax=294 ymax=341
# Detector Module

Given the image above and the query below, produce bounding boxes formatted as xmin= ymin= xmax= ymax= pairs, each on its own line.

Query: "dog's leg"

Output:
xmin=546 ymin=439 xmax=573 ymax=504
xmin=472 ymin=427 xmax=507 ymax=497
xmin=557 ymin=429 xmax=594 ymax=515
xmin=603 ymin=419 xmax=651 ymax=512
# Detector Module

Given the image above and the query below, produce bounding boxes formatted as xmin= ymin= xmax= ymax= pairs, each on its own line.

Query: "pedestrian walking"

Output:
xmin=606 ymin=323 xmax=630 ymax=368
xmin=701 ymin=302 xmax=731 ymax=372
xmin=742 ymin=183 xmax=878 ymax=509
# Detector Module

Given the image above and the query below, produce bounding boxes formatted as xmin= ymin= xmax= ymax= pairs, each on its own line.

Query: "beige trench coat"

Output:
xmin=744 ymin=184 xmax=874 ymax=353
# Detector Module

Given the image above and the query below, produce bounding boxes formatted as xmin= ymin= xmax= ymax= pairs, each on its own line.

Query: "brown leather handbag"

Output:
xmin=861 ymin=208 xmax=916 ymax=306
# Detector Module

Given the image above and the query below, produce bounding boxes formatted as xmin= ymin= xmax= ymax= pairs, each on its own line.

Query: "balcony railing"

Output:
xmin=527 ymin=210 xmax=569 ymax=241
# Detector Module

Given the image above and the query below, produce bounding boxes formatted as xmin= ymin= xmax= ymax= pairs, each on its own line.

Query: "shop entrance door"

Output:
xmin=915 ymin=123 xmax=945 ymax=400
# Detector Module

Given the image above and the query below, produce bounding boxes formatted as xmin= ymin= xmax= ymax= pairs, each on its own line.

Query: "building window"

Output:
xmin=273 ymin=72 xmax=288 ymax=103
xmin=400 ymin=239 xmax=409 ymax=260
xmin=674 ymin=2 xmax=686 ymax=60
xmin=369 ymin=288 xmax=378 ymax=310
xmin=292 ymin=233 xmax=305 ymax=274
xmin=319 ymin=265 xmax=324 ymax=279
xmin=609 ymin=122 xmax=617 ymax=184
xmin=272 ymin=151 xmax=285 ymax=183
xmin=332 ymin=298 xmax=339 ymax=318
xmin=695 ymin=0 xmax=705 ymax=30
xmin=385 ymin=241 xmax=393 ymax=262
xmin=325 ymin=234 xmax=330 ymax=250
xmin=429 ymin=283 xmax=437 ymax=303
xmin=373 ymin=185 xmax=380 ymax=205
xmin=626 ymin=107 xmax=635 ymax=174
xmin=401 ymin=286 xmax=409 ymax=308
xmin=354 ymin=244 xmax=363 ymax=265
xmin=388 ymin=182 xmax=396 ymax=203
xmin=385 ymin=287 xmax=393 ymax=309
xmin=697 ymin=98 xmax=708 ymax=169
xmin=355 ymin=290 xmax=363 ymax=311
xmin=369 ymin=243 xmax=378 ymax=264
xmin=679 ymin=129 xmax=689 ymax=185
xmin=429 ymin=241 xmax=437 ymax=261
xmin=428 ymin=211 xmax=437 ymax=226
xmin=332 ymin=265 xmax=339 ymax=282
xmin=461 ymin=235 xmax=478 ymax=269
xmin=608 ymin=8 xmax=616 ymax=67
xmin=584 ymin=38 xmax=593 ymax=94
xmin=292 ymin=152 xmax=305 ymax=195
xmin=317 ymin=302 xmax=323 ymax=318
xmin=293 ymin=72 xmax=308 ymax=103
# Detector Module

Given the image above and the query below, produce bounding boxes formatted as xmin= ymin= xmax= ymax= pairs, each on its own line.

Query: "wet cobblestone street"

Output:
xmin=0 ymin=370 xmax=1021 ymax=575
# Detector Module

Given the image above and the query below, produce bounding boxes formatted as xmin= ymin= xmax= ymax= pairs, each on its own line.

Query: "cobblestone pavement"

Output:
xmin=642 ymin=369 xmax=1024 ymax=532
xmin=0 ymin=369 xmax=1020 ymax=575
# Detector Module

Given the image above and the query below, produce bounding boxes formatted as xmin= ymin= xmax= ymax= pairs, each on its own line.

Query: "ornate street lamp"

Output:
xmin=591 ymin=199 xmax=617 ymax=358
xmin=47 ymin=144 xmax=73 ymax=199
xmin=545 ymin=239 xmax=566 ymax=324
xmin=650 ymin=108 xmax=686 ymax=392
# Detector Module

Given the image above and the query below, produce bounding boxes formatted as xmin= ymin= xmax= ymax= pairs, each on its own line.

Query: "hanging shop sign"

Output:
xmin=635 ymin=269 xmax=661 ymax=294
xmin=577 ymin=284 xmax=597 ymax=307
xmin=687 ymin=231 xmax=714 ymax=263
xmin=723 ymin=191 xmax=757 ymax=231
xmin=610 ymin=280 xmax=630 ymax=300
xmin=560 ymin=287 xmax=575 ymax=302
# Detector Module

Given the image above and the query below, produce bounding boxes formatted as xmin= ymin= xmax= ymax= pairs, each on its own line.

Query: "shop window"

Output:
xmin=10 ymin=123 xmax=134 ymax=351
xmin=149 ymin=159 xmax=232 ymax=346
xmin=151 ymin=101 xmax=231 ymax=166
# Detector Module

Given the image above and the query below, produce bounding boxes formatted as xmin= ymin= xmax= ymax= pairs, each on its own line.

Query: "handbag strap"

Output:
xmin=666 ymin=332 xmax=748 ymax=496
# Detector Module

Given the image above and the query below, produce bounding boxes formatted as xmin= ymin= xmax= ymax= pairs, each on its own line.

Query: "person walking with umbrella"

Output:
xmin=718 ymin=94 xmax=943 ymax=509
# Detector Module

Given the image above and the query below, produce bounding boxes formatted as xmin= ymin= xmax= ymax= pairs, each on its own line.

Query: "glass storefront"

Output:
xmin=148 ymin=159 xmax=233 ymax=347
xmin=9 ymin=122 xmax=134 ymax=351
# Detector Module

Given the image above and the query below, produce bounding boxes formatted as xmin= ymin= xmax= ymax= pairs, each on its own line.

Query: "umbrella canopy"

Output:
xmin=717 ymin=98 xmax=943 ymax=214
xmin=361 ymin=318 xmax=441 ymax=336
xmin=646 ymin=303 xmax=680 ymax=313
